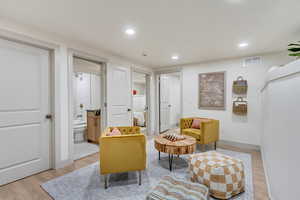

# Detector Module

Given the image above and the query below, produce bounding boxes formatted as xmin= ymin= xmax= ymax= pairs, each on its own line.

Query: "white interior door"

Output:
xmin=159 ymin=75 xmax=171 ymax=132
xmin=107 ymin=64 xmax=132 ymax=127
xmin=0 ymin=38 xmax=50 ymax=185
xmin=169 ymin=75 xmax=181 ymax=128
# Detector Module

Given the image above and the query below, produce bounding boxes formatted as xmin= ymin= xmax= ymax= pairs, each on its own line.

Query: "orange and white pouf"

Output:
xmin=188 ymin=151 xmax=245 ymax=199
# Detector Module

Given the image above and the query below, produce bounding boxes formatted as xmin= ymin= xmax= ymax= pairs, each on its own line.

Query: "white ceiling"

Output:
xmin=1 ymin=0 xmax=299 ymax=68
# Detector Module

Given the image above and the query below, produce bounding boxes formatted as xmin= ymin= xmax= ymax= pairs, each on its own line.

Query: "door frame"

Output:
xmin=0 ymin=29 xmax=58 ymax=170
xmin=155 ymin=69 xmax=183 ymax=134
xmin=132 ymin=69 xmax=152 ymax=135
xmin=67 ymin=49 xmax=108 ymax=161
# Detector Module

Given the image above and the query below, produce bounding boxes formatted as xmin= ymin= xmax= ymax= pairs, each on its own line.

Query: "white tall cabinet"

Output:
xmin=261 ymin=59 xmax=300 ymax=200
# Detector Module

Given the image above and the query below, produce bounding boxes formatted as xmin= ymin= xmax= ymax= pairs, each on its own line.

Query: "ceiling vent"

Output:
xmin=243 ymin=56 xmax=262 ymax=67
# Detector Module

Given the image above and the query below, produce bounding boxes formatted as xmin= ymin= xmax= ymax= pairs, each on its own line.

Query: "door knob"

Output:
xmin=127 ymin=108 xmax=132 ymax=112
xmin=46 ymin=114 xmax=53 ymax=119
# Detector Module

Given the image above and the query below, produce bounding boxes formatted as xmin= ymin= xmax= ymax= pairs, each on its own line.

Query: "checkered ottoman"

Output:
xmin=146 ymin=176 xmax=209 ymax=200
xmin=188 ymin=152 xmax=245 ymax=199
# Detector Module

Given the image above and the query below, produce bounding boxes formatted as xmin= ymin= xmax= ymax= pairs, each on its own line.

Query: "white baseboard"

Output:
xmin=260 ymin=147 xmax=273 ymax=200
xmin=218 ymin=140 xmax=260 ymax=151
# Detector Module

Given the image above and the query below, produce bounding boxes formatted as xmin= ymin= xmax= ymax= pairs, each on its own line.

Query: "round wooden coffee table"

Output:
xmin=154 ymin=134 xmax=196 ymax=171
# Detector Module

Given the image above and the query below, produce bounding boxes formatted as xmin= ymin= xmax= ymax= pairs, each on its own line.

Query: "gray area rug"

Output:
xmin=41 ymin=140 xmax=253 ymax=200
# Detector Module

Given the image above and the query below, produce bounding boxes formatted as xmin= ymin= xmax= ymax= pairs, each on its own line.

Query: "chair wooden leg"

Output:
xmin=138 ymin=171 xmax=142 ymax=185
xmin=214 ymin=142 xmax=217 ymax=150
xmin=104 ymin=174 xmax=108 ymax=189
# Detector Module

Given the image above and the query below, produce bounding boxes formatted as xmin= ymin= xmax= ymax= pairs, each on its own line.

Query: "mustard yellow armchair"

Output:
xmin=180 ymin=118 xmax=219 ymax=151
xmin=99 ymin=126 xmax=146 ymax=189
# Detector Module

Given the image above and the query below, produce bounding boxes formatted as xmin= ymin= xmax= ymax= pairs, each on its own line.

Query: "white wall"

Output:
xmin=0 ymin=18 xmax=153 ymax=168
xmin=133 ymin=82 xmax=146 ymax=95
xmin=73 ymin=73 xmax=101 ymax=122
xmin=261 ymin=59 xmax=300 ymax=200
xmin=58 ymin=46 xmax=70 ymax=164
xmin=74 ymin=57 xmax=101 ymax=74
xmin=74 ymin=73 xmax=91 ymax=120
xmin=181 ymin=52 xmax=292 ymax=145
xmin=90 ymin=74 xmax=101 ymax=110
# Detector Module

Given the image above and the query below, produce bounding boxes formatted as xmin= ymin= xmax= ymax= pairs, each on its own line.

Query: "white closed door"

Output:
xmin=159 ymin=75 xmax=171 ymax=132
xmin=0 ymin=39 xmax=51 ymax=185
xmin=107 ymin=64 xmax=132 ymax=127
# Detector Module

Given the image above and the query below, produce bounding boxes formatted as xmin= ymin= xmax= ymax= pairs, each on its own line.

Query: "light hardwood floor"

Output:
xmin=0 ymin=144 xmax=269 ymax=200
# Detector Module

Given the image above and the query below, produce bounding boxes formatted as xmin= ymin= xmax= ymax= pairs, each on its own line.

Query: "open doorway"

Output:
xmin=72 ymin=57 xmax=103 ymax=160
xmin=159 ymin=72 xmax=181 ymax=133
xmin=132 ymin=72 xmax=150 ymax=134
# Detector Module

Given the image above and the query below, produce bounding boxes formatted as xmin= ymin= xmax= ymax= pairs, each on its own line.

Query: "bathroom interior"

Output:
xmin=73 ymin=57 xmax=102 ymax=160
xmin=132 ymin=72 xmax=148 ymax=134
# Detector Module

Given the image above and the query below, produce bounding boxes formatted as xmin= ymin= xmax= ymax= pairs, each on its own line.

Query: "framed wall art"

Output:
xmin=198 ymin=71 xmax=226 ymax=110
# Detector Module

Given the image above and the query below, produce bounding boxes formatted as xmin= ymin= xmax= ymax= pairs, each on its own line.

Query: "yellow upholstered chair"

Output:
xmin=180 ymin=118 xmax=219 ymax=151
xmin=99 ymin=126 xmax=146 ymax=189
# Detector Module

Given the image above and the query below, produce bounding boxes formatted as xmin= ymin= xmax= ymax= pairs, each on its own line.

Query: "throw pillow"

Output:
xmin=106 ymin=128 xmax=122 ymax=136
xmin=191 ymin=119 xmax=202 ymax=129
xmin=191 ymin=118 xmax=211 ymax=129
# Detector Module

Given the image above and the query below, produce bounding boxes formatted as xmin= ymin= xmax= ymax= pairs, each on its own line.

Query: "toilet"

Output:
xmin=73 ymin=119 xmax=87 ymax=143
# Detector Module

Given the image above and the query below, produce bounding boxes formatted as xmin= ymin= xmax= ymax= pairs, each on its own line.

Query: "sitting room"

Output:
xmin=0 ymin=1 xmax=299 ymax=200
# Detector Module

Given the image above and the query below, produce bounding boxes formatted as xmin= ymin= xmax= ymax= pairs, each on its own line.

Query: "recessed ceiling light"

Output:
xmin=125 ymin=28 xmax=136 ymax=35
xmin=239 ymin=42 xmax=249 ymax=48
xmin=171 ymin=55 xmax=179 ymax=60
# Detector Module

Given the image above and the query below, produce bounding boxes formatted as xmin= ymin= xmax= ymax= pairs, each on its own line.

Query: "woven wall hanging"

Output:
xmin=233 ymin=76 xmax=248 ymax=94
xmin=233 ymin=97 xmax=248 ymax=115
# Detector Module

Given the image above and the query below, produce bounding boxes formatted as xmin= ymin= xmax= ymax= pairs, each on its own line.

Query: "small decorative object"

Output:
xmin=233 ymin=76 xmax=248 ymax=94
xmin=288 ymin=41 xmax=300 ymax=58
xmin=199 ymin=71 xmax=226 ymax=110
xmin=163 ymin=133 xmax=185 ymax=142
xmin=133 ymin=90 xmax=137 ymax=95
xmin=233 ymin=97 xmax=248 ymax=115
